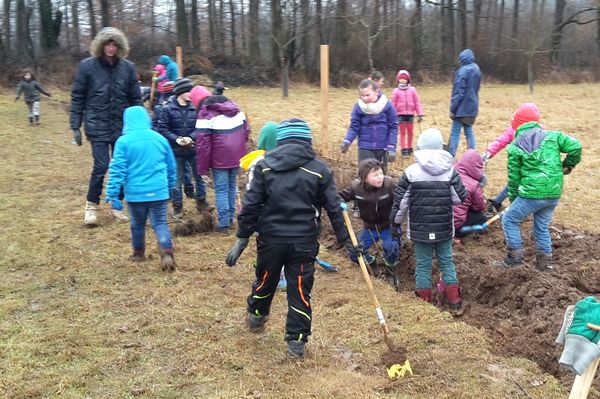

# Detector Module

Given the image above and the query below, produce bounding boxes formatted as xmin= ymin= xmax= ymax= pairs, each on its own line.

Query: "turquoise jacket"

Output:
xmin=107 ymin=106 xmax=177 ymax=203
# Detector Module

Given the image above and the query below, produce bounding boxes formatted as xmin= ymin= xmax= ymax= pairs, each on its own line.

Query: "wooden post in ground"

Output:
xmin=176 ymin=46 xmax=183 ymax=78
xmin=320 ymin=44 xmax=329 ymax=158
xmin=148 ymin=70 xmax=158 ymax=111
xmin=569 ymin=358 xmax=600 ymax=399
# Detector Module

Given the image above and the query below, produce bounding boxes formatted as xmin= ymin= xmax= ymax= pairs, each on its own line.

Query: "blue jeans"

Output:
xmin=87 ymin=141 xmax=116 ymax=204
xmin=494 ymin=186 xmax=509 ymax=205
xmin=172 ymin=156 xmax=206 ymax=204
xmin=448 ymin=120 xmax=476 ymax=157
xmin=183 ymin=161 xmax=193 ymax=187
xmin=128 ymin=200 xmax=173 ymax=251
xmin=212 ymin=168 xmax=239 ymax=228
xmin=413 ymin=240 xmax=458 ymax=289
xmin=350 ymin=228 xmax=400 ymax=265
xmin=501 ymin=197 xmax=559 ymax=254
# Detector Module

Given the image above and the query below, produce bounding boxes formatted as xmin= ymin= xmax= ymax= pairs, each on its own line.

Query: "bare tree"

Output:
xmin=71 ymin=0 xmax=80 ymax=54
xmin=271 ymin=0 xmax=282 ymax=67
xmin=16 ymin=0 xmax=34 ymax=61
xmin=457 ymin=0 xmax=467 ymax=49
xmin=550 ymin=2 xmax=599 ymax=63
xmin=229 ymin=0 xmax=236 ymax=56
xmin=87 ymin=0 xmax=97 ymax=38
xmin=410 ymin=0 xmax=422 ymax=70
xmin=190 ymin=0 xmax=200 ymax=50
xmin=175 ymin=0 xmax=189 ymax=46
xmin=3 ymin=0 xmax=11 ymax=55
xmin=249 ymin=0 xmax=260 ymax=60
xmin=39 ymin=0 xmax=62 ymax=51
xmin=100 ymin=0 xmax=111 ymax=27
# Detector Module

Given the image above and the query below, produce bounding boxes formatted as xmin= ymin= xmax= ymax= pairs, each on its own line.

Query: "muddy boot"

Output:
xmin=444 ymin=283 xmax=464 ymax=316
xmin=159 ymin=248 xmax=176 ymax=272
xmin=172 ymin=202 xmax=184 ymax=218
xmin=84 ymin=201 xmax=99 ymax=225
xmin=415 ymin=288 xmax=432 ymax=303
xmin=28 ymin=116 xmax=34 ymax=126
xmin=287 ymin=339 xmax=306 ymax=359
xmin=195 ymin=196 xmax=210 ymax=212
xmin=34 ymin=115 xmax=40 ymax=125
xmin=536 ymin=252 xmax=554 ymax=271
xmin=246 ymin=311 xmax=269 ymax=333
xmin=183 ymin=185 xmax=195 ymax=199
xmin=493 ymin=249 xmax=525 ymax=268
xmin=129 ymin=247 xmax=145 ymax=262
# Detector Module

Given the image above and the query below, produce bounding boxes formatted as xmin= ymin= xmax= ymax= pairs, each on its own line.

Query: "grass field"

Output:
xmin=1 ymin=83 xmax=598 ymax=398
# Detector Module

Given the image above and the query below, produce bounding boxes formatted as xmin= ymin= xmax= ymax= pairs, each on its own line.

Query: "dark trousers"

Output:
xmin=455 ymin=210 xmax=488 ymax=238
xmin=247 ymin=238 xmax=319 ymax=342
xmin=87 ymin=141 xmax=116 ymax=204
xmin=358 ymin=148 xmax=388 ymax=174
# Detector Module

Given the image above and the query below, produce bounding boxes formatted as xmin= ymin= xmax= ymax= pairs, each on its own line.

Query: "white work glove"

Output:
xmin=176 ymin=136 xmax=194 ymax=147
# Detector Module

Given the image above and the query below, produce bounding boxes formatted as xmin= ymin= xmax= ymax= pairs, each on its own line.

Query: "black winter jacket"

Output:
xmin=339 ymin=177 xmax=395 ymax=231
xmin=70 ymin=57 xmax=141 ymax=142
xmin=237 ymin=139 xmax=349 ymax=244
xmin=156 ymin=96 xmax=198 ymax=158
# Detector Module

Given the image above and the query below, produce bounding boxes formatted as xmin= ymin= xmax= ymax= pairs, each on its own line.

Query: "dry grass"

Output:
xmin=2 ymin=83 xmax=597 ymax=398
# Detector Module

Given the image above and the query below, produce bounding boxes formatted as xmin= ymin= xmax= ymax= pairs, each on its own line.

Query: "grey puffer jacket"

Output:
xmin=16 ymin=80 xmax=50 ymax=103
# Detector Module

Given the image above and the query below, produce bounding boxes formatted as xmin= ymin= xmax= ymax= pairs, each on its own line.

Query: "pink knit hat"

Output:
xmin=189 ymin=86 xmax=211 ymax=109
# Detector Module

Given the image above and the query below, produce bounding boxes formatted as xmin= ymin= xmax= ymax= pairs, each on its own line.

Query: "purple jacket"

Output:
xmin=195 ymin=99 xmax=250 ymax=175
xmin=453 ymin=149 xmax=485 ymax=229
xmin=343 ymin=94 xmax=398 ymax=152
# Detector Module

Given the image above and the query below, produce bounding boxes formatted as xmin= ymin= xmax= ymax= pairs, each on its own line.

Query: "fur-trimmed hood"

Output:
xmin=90 ymin=27 xmax=129 ymax=58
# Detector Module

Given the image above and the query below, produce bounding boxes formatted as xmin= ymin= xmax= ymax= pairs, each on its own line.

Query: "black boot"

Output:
xmin=536 ymin=252 xmax=554 ymax=271
xmin=195 ymin=196 xmax=210 ymax=212
xmin=183 ymin=185 xmax=195 ymax=199
xmin=172 ymin=202 xmax=184 ymax=218
xmin=34 ymin=115 xmax=40 ymax=125
xmin=28 ymin=117 xmax=34 ymax=126
xmin=494 ymin=249 xmax=525 ymax=268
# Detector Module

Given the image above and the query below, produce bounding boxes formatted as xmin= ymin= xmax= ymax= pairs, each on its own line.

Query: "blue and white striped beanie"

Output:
xmin=276 ymin=118 xmax=312 ymax=142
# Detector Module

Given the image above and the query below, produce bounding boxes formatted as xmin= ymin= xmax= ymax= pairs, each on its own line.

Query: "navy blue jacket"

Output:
xmin=450 ymin=49 xmax=481 ymax=118
xmin=156 ymin=96 xmax=198 ymax=158
xmin=70 ymin=57 xmax=141 ymax=142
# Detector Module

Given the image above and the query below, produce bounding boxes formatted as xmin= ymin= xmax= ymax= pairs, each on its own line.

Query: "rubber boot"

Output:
xmin=536 ymin=252 xmax=554 ymax=271
xmin=494 ymin=249 xmax=525 ymax=268
xmin=444 ymin=284 xmax=464 ymax=316
xmin=415 ymin=288 xmax=432 ymax=303
xmin=28 ymin=116 xmax=34 ymax=126
xmin=195 ymin=196 xmax=210 ymax=212
xmin=183 ymin=185 xmax=195 ymax=199
xmin=129 ymin=247 xmax=145 ymax=262
xmin=246 ymin=311 xmax=269 ymax=333
xmin=172 ymin=202 xmax=183 ymax=218
xmin=34 ymin=115 xmax=40 ymax=125
xmin=159 ymin=247 xmax=176 ymax=272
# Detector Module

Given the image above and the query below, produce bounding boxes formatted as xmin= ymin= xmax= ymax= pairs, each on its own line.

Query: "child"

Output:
xmin=482 ymin=103 xmax=540 ymax=213
xmin=390 ymin=128 xmax=467 ymax=315
xmin=106 ymin=106 xmax=177 ymax=271
xmin=369 ymin=70 xmax=385 ymax=91
xmin=453 ymin=149 xmax=487 ymax=239
xmin=496 ymin=104 xmax=582 ymax=271
xmin=225 ymin=118 xmax=353 ymax=358
xmin=339 ymin=158 xmax=399 ymax=276
xmin=340 ymin=79 xmax=398 ymax=173
xmin=391 ymin=69 xmax=424 ymax=157
xmin=154 ymin=55 xmax=179 ymax=103
xmin=156 ymin=78 xmax=209 ymax=217
xmin=15 ymin=69 xmax=51 ymax=126
xmin=195 ymin=94 xmax=250 ymax=233
xmin=153 ymin=64 xmax=166 ymax=93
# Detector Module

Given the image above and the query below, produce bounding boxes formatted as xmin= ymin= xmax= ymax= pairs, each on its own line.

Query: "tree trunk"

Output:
xmin=150 ymin=0 xmax=155 ymax=46
xmin=471 ymin=0 xmax=482 ymax=48
xmin=218 ymin=0 xmax=225 ymax=52
xmin=190 ymin=0 xmax=200 ymax=50
xmin=511 ymin=0 xmax=519 ymax=44
xmin=229 ymin=0 xmax=236 ymax=56
xmin=458 ymin=0 xmax=468 ymax=49
xmin=281 ymin=56 xmax=289 ymax=97
xmin=3 ymin=0 xmax=12 ymax=55
xmin=208 ymin=0 xmax=217 ymax=52
xmin=87 ymin=0 xmax=96 ymax=38
xmin=175 ymin=0 xmax=189 ymax=46
xmin=550 ymin=0 xmax=566 ymax=63
xmin=240 ymin=0 xmax=246 ymax=54
xmin=597 ymin=3 xmax=600 ymax=57
xmin=65 ymin=3 xmax=71 ymax=50
xmin=410 ymin=0 xmax=422 ymax=70
xmin=493 ymin=0 xmax=505 ymax=49
xmin=300 ymin=0 xmax=310 ymax=70
xmin=100 ymin=0 xmax=110 ymax=27
xmin=16 ymin=0 xmax=34 ymax=61
xmin=271 ymin=0 xmax=282 ymax=68
xmin=249 ymin=0 xmax=260 ymax=60
xmin=72 ymin=0 xmax=80 ymax=54
xmin=332 ymin=0 xmax=348 ymax=70
xmin=39 ymin=0 xmax=62 ymax=50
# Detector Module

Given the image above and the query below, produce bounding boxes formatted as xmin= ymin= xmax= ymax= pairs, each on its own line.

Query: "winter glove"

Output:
xmin=72 ymin=128 xmax=82 ymax=146
xmin=557 ymin=297 xmax=600 ymax=375
xmin=226 ymin=237 xmax=249 ymax=266
xmin=481 ymin=151 xmax=490 ymax=164
xmin=340 ymin=141 xmax=350 ymax=153
xmin=388 ymin=151 xmax=397 ymax=163
xmin=562 ymin=160 xmax=573 ymax=175
xmin=176 ymin=136 xmax=194 ymax=147
xmin=417 ymin=115 xmax=423 ymax=123
xmin=343 ymin=239 xmax=359 ymax=260
xmin=106 ymin=198 xmax=124 ymax=211
xmin=479 ymin=174 xmax=488 ymax=188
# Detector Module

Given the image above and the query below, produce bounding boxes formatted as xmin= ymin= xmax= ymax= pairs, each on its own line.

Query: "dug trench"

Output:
xmin=320 ymin=158 xmax=600 ymax=391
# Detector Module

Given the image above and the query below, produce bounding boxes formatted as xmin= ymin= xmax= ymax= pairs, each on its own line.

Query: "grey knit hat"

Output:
xmin=173 ymin=78 xmax=193 ymax=97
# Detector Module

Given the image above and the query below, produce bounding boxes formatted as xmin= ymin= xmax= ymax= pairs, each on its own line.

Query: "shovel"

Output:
xmin=457 ymin=205 xmax=510 ymax=235
xmin=341 ymin=202 xmax=390 ymax=339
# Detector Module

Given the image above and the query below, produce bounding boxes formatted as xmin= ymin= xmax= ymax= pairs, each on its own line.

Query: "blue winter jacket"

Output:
xmin=157 ymin=55 xmax=179 ymax=83
xmin=156 ymin=96 xmax=198 ymax=158
xmin=450 ymin=49 xmax=481 ymax=118
xmin=343 ymin=94 xmax=398 ymax=152
xmin=106 ymin=106 xmax=177 ymax=203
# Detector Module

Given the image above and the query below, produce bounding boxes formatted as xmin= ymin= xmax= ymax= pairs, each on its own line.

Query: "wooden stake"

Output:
xmin=148 ymin=70 xmax=158 ymax=111
xmin=320 ymin=45 xmax=329 ymax=158
xmin=569 ymin=358 xmax=600 ymax=399
xmin=176 ymin=45 xmax=183 ymax=78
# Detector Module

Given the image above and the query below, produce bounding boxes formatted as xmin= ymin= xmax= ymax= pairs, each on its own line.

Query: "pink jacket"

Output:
xmin=391 ymin=86 xmax=423 ymax=116
xmin=486 ymin=126 xmax=515 ymax=158
xmin=154 ymin=64 xmax=167 ymax=92
xmin=453 ymin=150 xmax=486 ymax=229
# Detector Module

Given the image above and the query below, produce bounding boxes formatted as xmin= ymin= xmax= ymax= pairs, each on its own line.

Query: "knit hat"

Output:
xmin=258 ymin=121 xmax=278 ymax=151
xmin=511 ymin=103 xmax=541 ymax=130
xmin=173 ymin=78 xmax=193 ymax=97
xmin=213 ymin=81 xmax=226 ymax=95
xmin=417 ymin=128 xmax=444 ymax=150
xmin=159 ymin=81 xmax=175 ymax=93
xmin=276 ymin=118 xmax=312 ymax=142
xmin=190 ymin=85 xmax=211 ymax=109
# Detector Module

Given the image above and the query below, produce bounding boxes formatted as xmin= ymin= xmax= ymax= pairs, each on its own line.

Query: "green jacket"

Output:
xmin=507 ymin=121 xmax=581 ymax=200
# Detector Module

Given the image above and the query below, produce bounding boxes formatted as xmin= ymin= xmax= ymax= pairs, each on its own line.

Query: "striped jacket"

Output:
xmin=195 ymin=96 xmax=250 ymax=175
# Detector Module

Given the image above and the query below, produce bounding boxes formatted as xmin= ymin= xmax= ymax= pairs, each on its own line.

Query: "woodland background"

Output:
xmin=0 ymin=0 xmax=599 ymax=86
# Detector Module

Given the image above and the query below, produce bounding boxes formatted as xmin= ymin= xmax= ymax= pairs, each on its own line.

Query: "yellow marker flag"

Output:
xmin=387 ymin=360 xmax=413 ymax=379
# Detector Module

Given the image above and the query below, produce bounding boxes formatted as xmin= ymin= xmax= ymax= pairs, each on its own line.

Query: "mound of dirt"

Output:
xmin=172 ymin=210 xmax=214 ymax=236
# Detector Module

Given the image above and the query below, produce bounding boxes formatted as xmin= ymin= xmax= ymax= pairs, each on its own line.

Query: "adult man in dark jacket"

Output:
xmin=70 ymin=27 xmax=141 ymax=225
xmin=225 ymin=119 xmax=353 ymax=358
xmin=448 ymin=48 xmax=481 ymax=157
